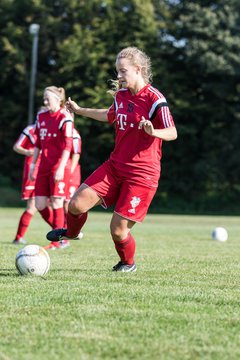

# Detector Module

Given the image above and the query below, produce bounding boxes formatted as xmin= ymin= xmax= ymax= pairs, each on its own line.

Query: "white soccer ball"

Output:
xmin=212 ymin=227 xmax=228 ymax=242
xmin=15 ymin=245 xmax=50 ymax=276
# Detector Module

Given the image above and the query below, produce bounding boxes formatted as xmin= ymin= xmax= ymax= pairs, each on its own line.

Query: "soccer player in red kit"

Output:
xmin=29 ymin=86 xmax=74 ymax=250
xmin=47 ymin=47 xmax=177 ymax=270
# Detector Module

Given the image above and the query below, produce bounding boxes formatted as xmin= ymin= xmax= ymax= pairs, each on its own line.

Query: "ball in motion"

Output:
xmin=212 ymin=227 xmax=228 ymax=242
xmin=15 ymin=244 xmax=50 ymax=276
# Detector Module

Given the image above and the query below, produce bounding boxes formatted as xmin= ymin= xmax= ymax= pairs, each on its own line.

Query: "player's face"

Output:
xmin=116 ymin=58 xmax=140 ymax=91
xmin=43 ymin=91 xmax=61 ymax=113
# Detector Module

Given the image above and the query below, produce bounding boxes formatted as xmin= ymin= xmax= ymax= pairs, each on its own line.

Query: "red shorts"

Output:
xmin=35 ymin=167 xmax=70 ymax=198
xmin=21 ymin=164 xmax=39 ymax=200
xmin=21 ymin=177 xmax=35 ymax=200
xmin=84 ymin=160 xmax=157 ymax=223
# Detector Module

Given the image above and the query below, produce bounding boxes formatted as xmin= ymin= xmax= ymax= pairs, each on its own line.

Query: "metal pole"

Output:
xmin=28 ymin=24 xmax=40 ymax=125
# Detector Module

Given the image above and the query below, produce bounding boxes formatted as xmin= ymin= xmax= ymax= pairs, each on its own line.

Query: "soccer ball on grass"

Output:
xmin=15 ymin=244 xmax=50 ymax=276
xmin=211 ymin=227 xmax=228 ymax=242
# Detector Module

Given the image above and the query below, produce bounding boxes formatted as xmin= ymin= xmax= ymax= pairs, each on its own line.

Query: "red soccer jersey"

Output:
xmin=15 ymin=124 xmax=41 ymax=174
xmin=107 ymin=84 xmax=175 ymax=185
xmin=35 ymin=108 xmax=73 ymax=171
xmin=14 ymin=124 xmax=40 ymax=198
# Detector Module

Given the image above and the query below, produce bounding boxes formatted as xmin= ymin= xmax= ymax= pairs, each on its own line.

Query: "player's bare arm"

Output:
xmin=13 ymin=144 xmax=34 ymax=157
xmin=139 ymin=117 xmax=177 ymax=141
xmin=66 ymin=97 xmax=108 ymax=122
xmin=70 ymin=153 xmax=80 ymax=174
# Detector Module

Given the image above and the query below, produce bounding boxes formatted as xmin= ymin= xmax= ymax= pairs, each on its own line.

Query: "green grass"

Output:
xmin=0 ymin=208 xmax=240 ymax=360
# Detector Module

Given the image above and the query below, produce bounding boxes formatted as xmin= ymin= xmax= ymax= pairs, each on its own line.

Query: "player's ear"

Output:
xmin=136 ymin=65 xmax=141 ymax=74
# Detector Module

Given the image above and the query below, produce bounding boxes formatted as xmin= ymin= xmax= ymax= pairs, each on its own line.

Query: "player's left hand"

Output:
xmin=138 ymin=117 xmax=155 ymax=136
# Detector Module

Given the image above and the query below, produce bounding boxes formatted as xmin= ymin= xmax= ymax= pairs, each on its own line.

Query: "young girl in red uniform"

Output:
xmin=29 ymin=86 xmax=74 ymax=250
xmin=47 ymin=47 xmax=177 ymax=269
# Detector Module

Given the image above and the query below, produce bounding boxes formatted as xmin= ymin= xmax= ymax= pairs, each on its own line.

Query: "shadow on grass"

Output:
xmin=0 ymin=269 xmax=18 ymax=277
xmin=0 ymin=270 xmax=49 ymax=280
xmin=2 ymin=241 xmax=25 ymax=245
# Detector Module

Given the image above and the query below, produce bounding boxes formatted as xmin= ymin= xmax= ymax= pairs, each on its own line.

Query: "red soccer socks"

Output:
xmin=114 ymin=232 xmax=136 ymax=265
xmin=52 ymin=207 xmax=65 ymax=229
xmin=15 ymin=210 xmax=33 ymax=240
xmin=39 ymin=206 xmax=54 ymax=227
xmin=66 ymin=211 xmax=88 ymax=238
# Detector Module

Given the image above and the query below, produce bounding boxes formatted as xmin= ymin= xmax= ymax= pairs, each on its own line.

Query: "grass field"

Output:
xmin=0 ymin=208 xmax=240 ymax=360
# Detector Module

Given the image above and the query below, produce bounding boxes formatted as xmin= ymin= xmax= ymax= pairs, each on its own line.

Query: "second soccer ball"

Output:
xmin=212 ymin=227 xmax=228 ymax=242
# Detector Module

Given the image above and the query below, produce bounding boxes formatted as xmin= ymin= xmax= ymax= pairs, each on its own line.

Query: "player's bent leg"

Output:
xmin=46 ymin=184 xmax=101 ymax=242
xmin=68 ymin=183 xmax=102 ymax=214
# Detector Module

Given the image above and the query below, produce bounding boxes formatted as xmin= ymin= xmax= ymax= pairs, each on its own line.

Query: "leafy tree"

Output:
xmin=155 ymin=0 xmax=240 ymax=212
xmin=1 ymin=0 xmax=240 ymax=212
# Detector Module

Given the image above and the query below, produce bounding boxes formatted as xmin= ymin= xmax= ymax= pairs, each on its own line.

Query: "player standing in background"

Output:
xmin=12 ymin=124 xmax=54 ymax=244
xmin=47 ymin=47 xmax=177 ymax=270
xmin=29 ymin=86 xmax=74 ymax=250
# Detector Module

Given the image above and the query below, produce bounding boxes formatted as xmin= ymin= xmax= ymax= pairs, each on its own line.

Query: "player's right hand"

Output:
xmin=66 ymin=97 xmax=81 ymax=114
xmin=26 ymin=149 xmax=34 ymax=157
xmin=29 ymin=164 xmax=36 ymax=181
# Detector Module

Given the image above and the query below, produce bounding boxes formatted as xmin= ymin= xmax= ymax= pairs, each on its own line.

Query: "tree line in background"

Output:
xmin=0 ymin=0 xmax=240 ymax=213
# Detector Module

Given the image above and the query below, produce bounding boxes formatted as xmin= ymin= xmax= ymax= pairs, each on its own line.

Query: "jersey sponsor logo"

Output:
xmin=40 ymin=128 xmax=47 ymax=140
xmin=128 ymin=196 xmax=141 ymax=214
xmin=117 ymin=113 xmax=127 ymax=130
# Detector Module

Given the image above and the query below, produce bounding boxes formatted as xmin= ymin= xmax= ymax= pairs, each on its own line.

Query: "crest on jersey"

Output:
xmin=127 ymin=103 xmax=134 ymax=112
xmin=128 ymin=196 xmax=141 ymax=214
xmin=39 ymin=128 xmax=47 ymax=140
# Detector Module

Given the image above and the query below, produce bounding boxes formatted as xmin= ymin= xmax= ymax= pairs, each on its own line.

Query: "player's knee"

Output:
xmin=110 ymin=226 xmax=126 ymax=242
xmin=35 ymin=201 xmax=45 ymax=211
xmin=68 ymin=198 xmax=82 ymax=215
xmin=27 ymin=208 xmax=37 ymax=215
xmin=35 ymin=204 xmax=45 ymax=211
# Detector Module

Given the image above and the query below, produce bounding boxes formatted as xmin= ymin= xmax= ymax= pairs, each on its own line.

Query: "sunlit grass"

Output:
xmin=0 ymin=208 xmax=240 ymax=360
